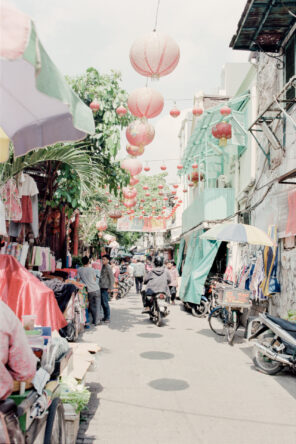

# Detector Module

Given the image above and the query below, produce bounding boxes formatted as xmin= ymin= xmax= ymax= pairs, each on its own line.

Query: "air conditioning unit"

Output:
xmin=217 ymin=175 xmax=227 ymax=188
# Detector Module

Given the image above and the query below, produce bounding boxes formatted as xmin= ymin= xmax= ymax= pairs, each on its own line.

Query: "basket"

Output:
xmin=218 ymin=287 xmax=251 ymax=308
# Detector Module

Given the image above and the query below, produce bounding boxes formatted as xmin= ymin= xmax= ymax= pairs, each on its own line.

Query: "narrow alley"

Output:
xmin=77 ymin=293 xmax=296 ymax=444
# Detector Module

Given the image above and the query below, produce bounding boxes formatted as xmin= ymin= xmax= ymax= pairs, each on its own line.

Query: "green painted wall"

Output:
xmin=182 ymin=188 xmax=235 ymax=234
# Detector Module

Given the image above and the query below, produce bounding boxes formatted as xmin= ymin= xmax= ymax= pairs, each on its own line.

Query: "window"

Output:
xmin=285 ymin=34 xmax=295 ymax=101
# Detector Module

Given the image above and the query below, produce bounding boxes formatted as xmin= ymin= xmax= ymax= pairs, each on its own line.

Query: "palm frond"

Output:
xmin=2 ymin=145 xmax=104 ymax=191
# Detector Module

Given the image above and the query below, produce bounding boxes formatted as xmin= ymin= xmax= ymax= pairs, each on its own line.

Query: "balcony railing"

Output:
xmin=182 ymin=188 xmax=235 ymax=234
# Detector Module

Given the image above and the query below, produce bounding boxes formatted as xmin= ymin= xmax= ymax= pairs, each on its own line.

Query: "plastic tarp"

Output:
xmin=179 ymin=231 xmax=220 ymax=304
xmin=176 ymin=238 xmax=185 ymax=275
xmin=0 ymin=255 xmax=67 ymax=330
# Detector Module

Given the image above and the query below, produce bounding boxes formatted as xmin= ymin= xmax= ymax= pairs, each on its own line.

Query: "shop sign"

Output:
xmin=117 ymin=216 xmax=166 ymax=232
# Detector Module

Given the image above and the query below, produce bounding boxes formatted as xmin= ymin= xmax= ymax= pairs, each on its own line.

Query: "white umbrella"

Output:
xmin=0 ymin=2 xmax=95 ymax=160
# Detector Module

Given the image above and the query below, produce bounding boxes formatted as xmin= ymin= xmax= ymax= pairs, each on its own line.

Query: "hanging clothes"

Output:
xmin=0 ymin=199 xmax=7 ymax=236
xmin=249 ymin=252 xmax=265 ymax=301
xmin=0 ymin=178 xmax=22 ymax=221
xmin=260 ymin=225 xmax=281 ymax=296
xmin=9 ymin=173 xmax=39 ymax=238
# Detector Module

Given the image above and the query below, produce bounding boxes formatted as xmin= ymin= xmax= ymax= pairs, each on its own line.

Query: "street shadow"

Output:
xmin=240 ymin=343 xmax=296 ymax=400
xmin=197 ymin=328 xmax=226 ymax=344
xmin=198 ymin=327 xmax=246 ymax=345
xmin=149 ymin=378 xmax=189 ymax=391
xmin=140 ymin=351 xmax=174 ymax=360
xmin=77 ymin=382 xmax=103 ymax=442
xmin=137 ymin=333 xmax=163 ymax=338
xmin=107 ymin=305 xmax=151 ymax=333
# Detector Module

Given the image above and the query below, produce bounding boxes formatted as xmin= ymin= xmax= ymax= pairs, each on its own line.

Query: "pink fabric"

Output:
xmin=0 ymin=301 xmax=37 ymax=400
xmin=92 ymin=260 xmax=102 ymax=271
xmin=285 ymin=189 xmax=296 ymax=236
xmin=0 ymin=179 xmax=22 ymax=221
xmin=0 ymin=255 xmax=67 ymax=331
xmin=0 ymin=2 xmax=31 ymax=60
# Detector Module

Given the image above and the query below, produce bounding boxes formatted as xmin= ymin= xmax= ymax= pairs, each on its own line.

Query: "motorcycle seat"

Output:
xmin=266 ymin=314 xmax=296 ymax=332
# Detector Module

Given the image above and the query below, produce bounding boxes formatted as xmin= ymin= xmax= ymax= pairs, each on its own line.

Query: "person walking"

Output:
xmin=77 ymin=256 xmax=102 ymax=325
xmin=133 ymin=258 xmax=146 ymax=294
xmin=110 ymin=260 xmax=120 ymax=301
xmin=166 ymin=260 xmax=179 ymax=304
xmin=99 ymin=255 xmax=114 ymax=324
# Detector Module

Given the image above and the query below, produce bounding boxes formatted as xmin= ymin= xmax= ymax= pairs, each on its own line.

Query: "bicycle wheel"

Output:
xmin=44 ymin=398 xmax=66 ymax=444
xmin=208 ymin=306 xmax=227 ymax=336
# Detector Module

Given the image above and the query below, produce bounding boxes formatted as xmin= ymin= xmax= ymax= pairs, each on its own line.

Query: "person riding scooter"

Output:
xmin=142 ymin=256 xmax=171 ymax=312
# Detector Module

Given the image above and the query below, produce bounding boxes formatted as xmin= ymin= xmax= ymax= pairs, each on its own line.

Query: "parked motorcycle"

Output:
xmin=117 ymin=273 xmax=133 ymax=298
xmin=183 ymin=297 xmax=209 ymax=317
xmin=248 ymin=312 xmax=296 ymax=375
xmin=142 ymin=291 xmax=169 ymax=327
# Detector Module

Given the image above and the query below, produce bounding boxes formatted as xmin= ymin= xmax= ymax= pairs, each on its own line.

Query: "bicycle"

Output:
xmin=208 ymin=305 xmax=241 ymax=345
xmin=208 ymin=286 xmax=251 ymax=345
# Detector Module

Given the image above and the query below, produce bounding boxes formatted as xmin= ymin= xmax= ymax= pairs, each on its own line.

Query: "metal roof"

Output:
xmin=230 ymin=0 xmax=296 ymax=52
xmin=180 ymin=94 xmax=250 ymax=176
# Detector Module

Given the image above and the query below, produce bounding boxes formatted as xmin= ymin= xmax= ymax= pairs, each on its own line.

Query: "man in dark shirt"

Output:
xmin=99 ymin=255 xmax=114 ymax=324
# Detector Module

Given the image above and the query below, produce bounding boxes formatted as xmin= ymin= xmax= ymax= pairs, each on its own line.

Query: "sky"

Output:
xmin=12 ymin=0 xmax=249 ymax=183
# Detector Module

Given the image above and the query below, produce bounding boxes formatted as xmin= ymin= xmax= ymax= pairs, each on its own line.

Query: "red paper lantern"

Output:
xmin=123 ymin=198 xmax=137 ymax=208
xmin=189 ymin=182 xmax=194 ymax=187
xmin=129 ymin=31 xmax=180 ymax=79
xmin=143 ymin=185 xmax=149 ymax=191
xmin=188 ymin=171 xmax=204 ymax=183
xmin=108 ymin=209 xmax=122 ymax=220
xmin=178 ymin=200 xmax=183 ymax=204
xmin=90 ymin=99 xmax=100 ymax=111
xmin=144 ymin=166 xmax=150 ymax=172
xmin=177 ymin=164 xmax=183 ymax=170
xmin=108 ymin=198 xmax=112 ymax=203
xmin=152 ymin=197 xmax=157 ymax=202
xmin=128 ymin=87 xmax=164 ymax=119
xmin=126 ymin=119 xmax=155 ymax=148
xmin=123 ymin=186 xmax=137 ymax=199
xmin=220 ymin=106 xmax=231 ymax=116
xmin=121 ymin=157 xmax=143 ymax=176
xmin=212 ymin=122 xmax=232 ymax=147
xmin=140 ymin=198 xmax=145 ymax=202
xmin=160 ymin=165 xmax=167 ymax=171
xmin=116 ymin=105 xmax=127 ymax=116
xmin=96 ymin=220 xmax=107 ymax=231
xmin=158 ymin=184 xmax=164 ymax=190
xmin=126 ymin=144 xmax=145 ymax=157
xmin=158 ymin=191 xmax=163 ymax=196
xmin=117 ymin=185 xmax=121 ymax=190
xmin=170 ymin=106 xmax=180 ymax=118
xmin=173 ymin=184 xmax=179 ymax=189
xmin=192 ymin=107 xmax=203 ymax=116
xmin=145 ymin=192 xmax=150 ymax=197
xmin=183 ymin=189 xmax=188 ymax=193
xmin=164 ymin=197 xmax=168 ymax=201
xmin=130 ymin=176 xmax=139 ymax=186
xmin=172 ymin=191 xmax=177 ymax=195
xmin=192 ymin=162 xmax=198 ymax=169
xmin=162 ymin=206 xmax=166 ymax=210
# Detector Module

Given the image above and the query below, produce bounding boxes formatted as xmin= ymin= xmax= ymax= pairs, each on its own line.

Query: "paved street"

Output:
xmin=77 ymin=292 xmax=296 ymax=444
